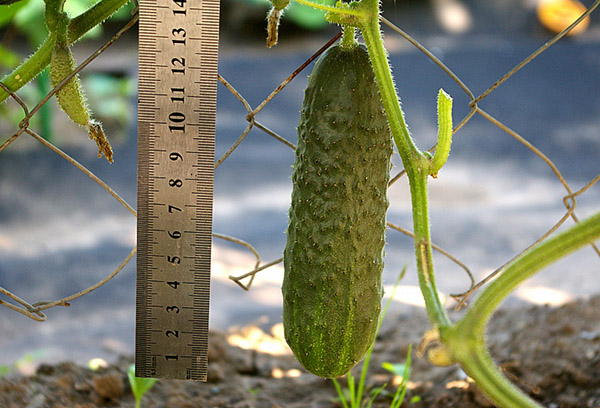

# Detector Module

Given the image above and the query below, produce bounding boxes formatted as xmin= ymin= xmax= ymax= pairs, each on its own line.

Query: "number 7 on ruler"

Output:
xmin=136 ymin=0 xmax=219 ymax=381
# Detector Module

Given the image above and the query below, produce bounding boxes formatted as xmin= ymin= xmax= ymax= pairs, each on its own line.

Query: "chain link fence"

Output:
xmin=1 ymin=1 xmax=599 ymax=322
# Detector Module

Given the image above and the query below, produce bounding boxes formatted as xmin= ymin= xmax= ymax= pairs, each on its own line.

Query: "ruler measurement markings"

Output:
xmin=137 ymin=0 xmax=217 ymax=381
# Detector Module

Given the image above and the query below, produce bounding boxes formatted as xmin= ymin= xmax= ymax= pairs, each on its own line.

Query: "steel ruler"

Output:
xmin=136 ymin=0 xmax=219 ymax=381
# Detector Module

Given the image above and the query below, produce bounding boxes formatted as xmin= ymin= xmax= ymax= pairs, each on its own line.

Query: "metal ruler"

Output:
xmin=136 ymin=0 xmax=219 ymax=381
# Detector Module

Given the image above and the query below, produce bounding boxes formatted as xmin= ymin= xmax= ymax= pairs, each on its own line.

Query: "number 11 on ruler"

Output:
xmin=136 ymin=0 xmax=219 ymax=381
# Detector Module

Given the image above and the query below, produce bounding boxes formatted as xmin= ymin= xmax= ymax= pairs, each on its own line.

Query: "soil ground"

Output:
xmin=1 ymin=295 xmax=599 ymax=408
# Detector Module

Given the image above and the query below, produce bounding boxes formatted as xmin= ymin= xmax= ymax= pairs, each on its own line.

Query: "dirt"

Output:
xmin=1 ymin=296 xmax=599 ymax=408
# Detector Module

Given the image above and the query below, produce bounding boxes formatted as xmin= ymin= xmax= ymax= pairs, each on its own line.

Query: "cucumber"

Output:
xmin=282 ymin=42 xmax=393 ymax=378
xmin=50 ymin=40 xmax=91 ymax=128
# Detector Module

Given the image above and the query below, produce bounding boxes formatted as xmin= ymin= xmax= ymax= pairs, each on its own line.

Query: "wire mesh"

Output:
xmin=0 ymin=1 xmax=599 ymax=321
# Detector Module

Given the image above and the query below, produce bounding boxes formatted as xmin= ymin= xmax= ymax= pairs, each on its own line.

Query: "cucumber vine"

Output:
xmin=271 ymin=1 xmax=600 ymax=407
xmin=0 ymin=0 xmax=128 ymax=160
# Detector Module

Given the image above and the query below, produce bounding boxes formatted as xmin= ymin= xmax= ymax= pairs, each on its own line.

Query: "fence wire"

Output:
xmin=1 ymin=1 xmax=599 ymax=320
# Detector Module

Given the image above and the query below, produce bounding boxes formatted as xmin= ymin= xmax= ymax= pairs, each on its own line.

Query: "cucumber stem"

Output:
xmin=357 ymin=5 xmax=449 ymax=329
xmin=341 ymin=26 xmax=357 ymax=49
xmin=358 ymin=20 xmax=422 ymax=168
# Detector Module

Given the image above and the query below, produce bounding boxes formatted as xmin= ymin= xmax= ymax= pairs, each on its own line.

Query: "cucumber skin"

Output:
xmin=283 ymin=43 xmax=393 ymax=378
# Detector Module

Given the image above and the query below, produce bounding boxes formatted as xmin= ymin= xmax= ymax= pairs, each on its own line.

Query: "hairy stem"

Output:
xmin=407 ymin=171 xmax=450 ymax=328
xmin=0 ymin=0 xmax=130 ymax=103
xmin=340 ymin=26 xmax=357 ymax=49
xmin=359 ymin=18 xmax=421 ymax=168
xmin=358 ymin=3 xmax=450 ymax=329
xmin=444 ymin=337 xmax=542 ymax=408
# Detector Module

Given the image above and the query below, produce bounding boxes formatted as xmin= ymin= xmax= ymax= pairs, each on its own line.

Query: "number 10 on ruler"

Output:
xmin=136 ymin=0 xmax=219 ymax=381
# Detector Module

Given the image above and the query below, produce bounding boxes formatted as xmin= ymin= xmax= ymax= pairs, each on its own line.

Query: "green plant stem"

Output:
xmin=332 ymin=379 xmax=349 ymax=408
xmin=358 ymin=17 xmax=420 ymax=169
xmin=0 ymin=0 xmax=130 ymax=103
xmin=1 ymin=36 xmax=55 ymax=103
xmin=442 ymin=211 xmax=600 ymax=407
xmin=340 ymin=26 xmax=357 ymax=49
xmin=37 ymin=69 xmax=54 ymax=142
xmin=357 ymin=3 xmax=450 ymax=329
xmin=408 ymin=175 xmax=450 ymax=328
xmin=68 ymin=0 xmax=130 ymax=42
xmin=453 ymin=340 xmax=540 ymax=408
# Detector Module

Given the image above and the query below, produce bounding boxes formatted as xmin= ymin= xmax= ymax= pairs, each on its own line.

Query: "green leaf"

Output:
xmin=83 ymin=73 xmax=135 ymax=126
xmin=285 ymin=0 xmax=332 ymax=30
xmin=381 ymin=362 xmax=408 ymax=377
xmin=0 ymin=0 xmax=29 ymax=27
xmin=0 ymin=44 xmax=20 ymax=68
xmin=12 ymin=0 xmax=48 ymax=44
xmin=127 ymin=364 xmax=158 ymax=402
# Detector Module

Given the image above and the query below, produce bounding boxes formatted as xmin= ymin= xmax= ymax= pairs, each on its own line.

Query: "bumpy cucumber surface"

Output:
xmin=50 ymin=41 xmax=90 ymax=127
xmin=282 ymin=42 xmax=393 ymax=378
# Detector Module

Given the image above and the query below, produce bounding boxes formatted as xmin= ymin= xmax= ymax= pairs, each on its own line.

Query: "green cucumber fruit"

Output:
xmin=50 ymin=41 xmax=91 ymax=128
xmin=282 ymin=42 xmax=393 ymax=378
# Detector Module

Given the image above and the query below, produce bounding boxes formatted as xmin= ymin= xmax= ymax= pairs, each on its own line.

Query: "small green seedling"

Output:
xmin=127 ymin=364 xmax=158 ymax=408
xmin=332 ymin=267 xmax=411 ymax=408
xmin=381 ymin=344 xmax=413 ymax=408
xmin=0 ymin=350 xmax=45 ymax=378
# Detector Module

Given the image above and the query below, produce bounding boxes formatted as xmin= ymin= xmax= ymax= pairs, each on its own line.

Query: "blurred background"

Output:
xmin=0 ymin=0 xmax=599 ymax=371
